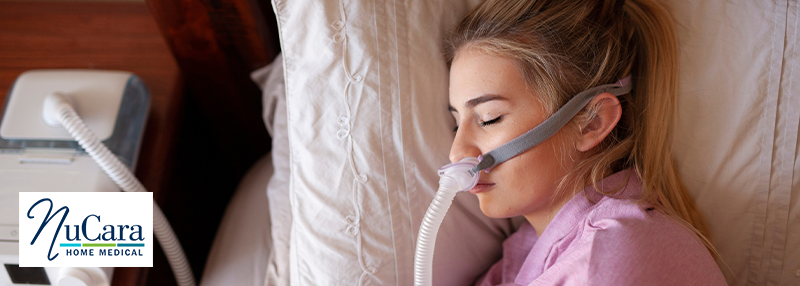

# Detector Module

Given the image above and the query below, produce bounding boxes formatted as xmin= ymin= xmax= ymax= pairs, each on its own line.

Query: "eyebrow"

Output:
xmin=448 ymin=94 xmax=508 ymax=112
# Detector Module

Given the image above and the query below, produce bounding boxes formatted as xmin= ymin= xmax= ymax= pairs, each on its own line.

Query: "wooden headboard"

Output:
xmin=144 ymin=0 xmax=281 ymax=285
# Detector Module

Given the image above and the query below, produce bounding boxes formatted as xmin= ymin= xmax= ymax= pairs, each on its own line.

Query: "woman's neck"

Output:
xmin=525 ymin=169 xmax=615 ymax=237
xmin=523 ymin=194 xmax=572 ymax=237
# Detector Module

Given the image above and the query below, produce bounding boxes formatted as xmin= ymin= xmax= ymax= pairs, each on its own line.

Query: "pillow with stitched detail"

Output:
xmin=271 ymin=0 xmax=521 ymax=285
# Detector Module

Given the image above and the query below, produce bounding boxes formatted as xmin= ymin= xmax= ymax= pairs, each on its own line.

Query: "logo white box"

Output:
xmin=19 ymin=192 xmax=153 ymax=267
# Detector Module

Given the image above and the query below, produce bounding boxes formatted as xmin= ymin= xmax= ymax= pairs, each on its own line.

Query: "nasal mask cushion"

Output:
xmin=469 ymin=76 xmax=633 ymax=176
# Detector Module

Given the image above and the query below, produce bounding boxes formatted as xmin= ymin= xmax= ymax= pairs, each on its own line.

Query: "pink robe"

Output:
xmin=474 ymin=169 xmax=727 ymax=286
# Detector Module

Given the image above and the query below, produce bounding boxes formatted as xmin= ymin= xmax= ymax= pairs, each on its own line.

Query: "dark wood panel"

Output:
xmin=0 ymin=2 xmax=183 ymax=286
xmin=144 ymin=0 xmax=279 ymax=285
xmin=145 ymin=0 xmax=278 ymax=172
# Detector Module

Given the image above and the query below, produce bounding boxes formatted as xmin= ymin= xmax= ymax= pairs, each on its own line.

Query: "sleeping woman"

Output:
xmin=445 ymin=0 xmax=727 ymax=284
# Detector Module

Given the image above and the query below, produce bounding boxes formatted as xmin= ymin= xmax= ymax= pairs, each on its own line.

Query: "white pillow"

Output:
xmin=670 ymin=0 xmax=800 ymax=284
xmin=201 ymin=55 xmax=290 ymax=286
xmin=200 ymin=154 xmax=273 ymax=286
xmin=271 ymin=0 xmax=520 ymax=285
xmin=253 ymin=54 xmax=292 ymax=286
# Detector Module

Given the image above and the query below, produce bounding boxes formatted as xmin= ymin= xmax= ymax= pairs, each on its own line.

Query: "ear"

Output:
xmin=575 ymin=92 xmax=622 ymax=152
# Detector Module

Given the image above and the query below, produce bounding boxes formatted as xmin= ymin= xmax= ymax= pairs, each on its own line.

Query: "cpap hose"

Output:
xmin=43 ymin=93 xmax=196 ymax=286
xmin=414 ymin=157 xmax=480 ymax=286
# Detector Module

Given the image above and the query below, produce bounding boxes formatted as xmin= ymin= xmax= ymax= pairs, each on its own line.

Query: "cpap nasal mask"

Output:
xmin=413 ymin=76 xmax=633 ymax=286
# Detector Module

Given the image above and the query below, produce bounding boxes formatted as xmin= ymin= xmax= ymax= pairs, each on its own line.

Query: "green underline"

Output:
xmin=59 ymin=243 xmax=145 ymax=247
xmin=82 ymin=243 xmax=115 ymax=247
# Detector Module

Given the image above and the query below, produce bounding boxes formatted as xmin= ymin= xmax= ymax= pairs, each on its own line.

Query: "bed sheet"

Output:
xmin=672 ymin=1 xmax=800 ymax=285
xmin=200 ymin=154 xmax=273 ymax=286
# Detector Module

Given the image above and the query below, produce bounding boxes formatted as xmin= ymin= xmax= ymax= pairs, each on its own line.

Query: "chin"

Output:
xmin=476 ymin=195 xmax=515 ymax=219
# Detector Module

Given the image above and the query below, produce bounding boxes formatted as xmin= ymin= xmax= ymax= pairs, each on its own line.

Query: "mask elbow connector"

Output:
xmin=437 ymin=157 xmax=480 ymax=192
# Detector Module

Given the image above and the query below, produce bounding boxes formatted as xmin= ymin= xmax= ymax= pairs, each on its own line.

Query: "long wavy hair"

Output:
xmin=446 ymin=0 xmax=718 ymax=258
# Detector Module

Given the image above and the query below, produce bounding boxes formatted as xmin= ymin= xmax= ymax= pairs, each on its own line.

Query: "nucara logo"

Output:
xmin=19 ymin=192 xmax=153 ymax=267
xmin=27 ymin=198 xmax=146 ymax=261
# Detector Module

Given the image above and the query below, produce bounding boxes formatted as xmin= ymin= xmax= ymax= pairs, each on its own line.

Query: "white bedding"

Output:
xmin=200 ymin=154 xmax=273 ymax=286
xmin=272 ymin=0 xmax=523 ymax=285
xmin=672 ymin=1 xmax=799 ymax=284
xmin=202 ymin=0 xmax=800 ymax=285
xmin=201 ymin=55 xmax=290 ymax=286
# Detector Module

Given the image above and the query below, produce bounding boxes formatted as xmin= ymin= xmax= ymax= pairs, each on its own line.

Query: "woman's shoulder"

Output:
xmin=579 ymin=171 xmax=711 ymax=258
xmin=571 ymin=196 xmax=726 ymax=285
xmin=584 ymin=196 xmax=705 ymax=258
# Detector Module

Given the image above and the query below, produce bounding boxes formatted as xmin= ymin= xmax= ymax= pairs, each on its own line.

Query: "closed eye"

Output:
xmin=479 ymin=116 xmax=502 ymax=127
xmin=453 ymin=116 xmax=502 ymax=133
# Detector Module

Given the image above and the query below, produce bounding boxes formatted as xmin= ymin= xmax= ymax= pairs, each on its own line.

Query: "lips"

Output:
xmin=470 ymin=181 xmax=495 ymax=194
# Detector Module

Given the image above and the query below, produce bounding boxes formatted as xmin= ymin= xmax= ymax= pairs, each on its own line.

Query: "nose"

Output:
xmin=449 ymin=125 xmax=483 ymax=163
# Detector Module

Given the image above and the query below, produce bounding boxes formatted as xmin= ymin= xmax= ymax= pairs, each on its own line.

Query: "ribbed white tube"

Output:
xmin=47 ymin=93 xmax=196 ymax=286
xmin=414 ymin=176 xmax=459 ymax=286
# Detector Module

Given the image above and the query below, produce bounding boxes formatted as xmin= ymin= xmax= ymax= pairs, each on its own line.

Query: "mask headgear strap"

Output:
xmin=469 ymin=75 xmax=633 ymax=176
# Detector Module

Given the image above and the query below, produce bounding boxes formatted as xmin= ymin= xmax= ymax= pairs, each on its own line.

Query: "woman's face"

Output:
xmin=448 ymin=50 xmax=577 ymax=220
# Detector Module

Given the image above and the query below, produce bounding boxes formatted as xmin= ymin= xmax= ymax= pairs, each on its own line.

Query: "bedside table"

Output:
xmin=0 ymin=2 xmax=182 ymax=286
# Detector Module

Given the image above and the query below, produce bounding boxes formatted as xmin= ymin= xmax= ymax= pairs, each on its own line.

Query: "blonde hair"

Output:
xmin=446 ymin=0 xmax=718 ymax=258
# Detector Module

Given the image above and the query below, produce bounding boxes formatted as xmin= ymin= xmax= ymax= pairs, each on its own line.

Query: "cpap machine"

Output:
xmin=0 ymin=70 xmax=193 ymax=286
